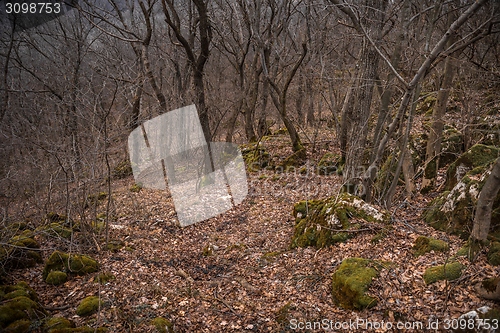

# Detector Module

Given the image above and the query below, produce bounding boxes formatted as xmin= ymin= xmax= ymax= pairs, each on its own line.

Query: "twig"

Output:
xmin=213 ymin=289 xmax=240 ymax=317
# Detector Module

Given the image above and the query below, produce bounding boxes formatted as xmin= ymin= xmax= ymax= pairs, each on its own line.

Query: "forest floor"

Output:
xmin=8 ymin=129 xmax=499 ymax=333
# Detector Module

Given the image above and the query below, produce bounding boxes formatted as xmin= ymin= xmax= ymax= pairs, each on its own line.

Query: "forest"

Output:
xmin=1 ymin=0 xmax=500 ymax=332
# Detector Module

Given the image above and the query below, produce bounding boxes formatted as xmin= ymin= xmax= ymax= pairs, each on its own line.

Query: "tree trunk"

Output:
xmin=471 ymin=157 xmax=500 ymax=242
xmin=421 ymin=16 xmax=457 ymax=192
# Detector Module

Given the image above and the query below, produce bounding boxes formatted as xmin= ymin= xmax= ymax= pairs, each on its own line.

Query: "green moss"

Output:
xmin=370 ymin=227 xmax=392 ymax=244
xmin=418 ymin=94 xmax=436 ymax=115
xmin=425 ymin=153 xmax=500 ymax=240
xmin=291 ymin=193 xmax=389 ymax=249
xmin=129 ymin=183 xmax=142 ymax=193
xmin=36 ymin=223 xmax=72 ymax=239
xmin=48 ymin=327 xmax=107 ymax=333
xmin=481 ymin=277 xmax=500 ymax=293
xmin=413 ymin=236 xmax=449 ymax=257
xmin=279 ymin=148 xmax=306 ymax=171
xmin=456 ymin=245 xmax=470 ymax=257
xmin=375 ymin=154 xmax=404 ymax=195
xmin=0 ymin=294 xmax=46 ymax=329
xmin=275 ymin=302 xmax=294 ymax=326
xmin=331 ymin=258 xmax=381 ymax=310
xmin=1 ymin=282 xmax=38 ymax=302
xmin=445 ymin=144 xmax=499 ymax=190
xmin=151 ymin=317 xmax=174 ymax=333
xmin=9 ymin=230 xmax=38 ymax=248
xmin=488 ymin=242 xmax=500 ymax=266
xmin=43 ymin=251 xmax=99 ymax=280
xmin=76 ymin=296 xmax=101 ymax=317
xmin=4 ymin=319 xmax=31 ymax=333
xmin=423 ymin=262 xmax=463 ymax=284
xmin=44 ymin=317 xmax=74 ymax=331
xmin=45 ymin=271 xmax=68 ymax=286
xmin=240 ymin=143 xmax=271 ymax=172
xmin=6 ymin=222 xmax=29 ymax=233
xmin=317 ymin=153 xmax=341 ymax=176
xmin=274 ymin=127 xmax=288 ymax=135
xmin=261 ymin=251 xmax=281 ymax=259
xmin=440 ymin=128 xmax=464 ymax=166
xmin=106 ymin=240 xmax=124 ymax=252
xmin=479 ymin=307 xmax=500 ymax=322
xmin=113 ymin=160 xmax=133 ymax=179
xmin=202 ymin=244 xmax=214 ymax=257
xmin=94 ymin=272 xmax=115 ymax=285
xmin=46 ymin=212 xmax=69 ymax=224
xmin=86 ymin=192 xmax=107 ymax=207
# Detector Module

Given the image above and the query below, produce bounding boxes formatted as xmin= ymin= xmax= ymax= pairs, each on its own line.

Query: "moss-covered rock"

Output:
xmin=278 ymin=148 xmax=306 ymax=172
xmin=45 ymin=271 xmax=68 ymax=286
xmin=440 ymin=127 xmax=464 ymax=166
xmin=445 ymin=144 xmax=499 ymax=190
xmin=423 ymin=262 xmax=463 ymax=284
xmin=43 ymin=251 xmax=98 ymax=280
xmin=240 ymin=143 xmax=271 ymax=172
xmin=48 ymin=326 xmax=107 ymax=333
xmin=317 ymin=152 xmax=341 ymax=176
xmin=113 ymin=160 xmax=133 ymax=179
xmin=454 ymin=306 xmax=500 ymax=333
xmin=86 ymin=192 xmax=107 ymax=207
xmin=4 ymin=319 xmax=31 ymax=332
xmin=1 ymin=282 xmax=39 ymax=302
xmin=331 ymin=258 xmax=383 ymax=310
xmin=291 ymin=193 xmax=389 ymax=249
xmin=106 ymin=240 xmax=124 ymax=252
xmin=36 ymin=223 xmax=72 ymax=239
xmin=129 ymin=183 xmax=142 ymax=193
xmin=9 ymin=230 xmax=39 ymax=249
xmin=94 ymin=272 xmax=115 ymax=285
xmin=488 ymin=242 xmax=500 ymax=266
xmin=0 ymin=282 xmax=46 ymax=330
xmin=76 ymin=296 xmax=101 ymax=317
xmin=1 ymin=228 xmax=42 ymax=273
xmin=418 ymin=94 xmax=436 ymax=115
xmin=43 ymin=316 xmax=107 ymax=333
xmin=151 ymin=317 xmax=174 ymax=333
xmin=423 ymin=159 xmax=500 ymax=239
xmin=413 ymin=236 xmax=449 ymax=257
xmin=44 ymin=317 xmax=75 ymax=331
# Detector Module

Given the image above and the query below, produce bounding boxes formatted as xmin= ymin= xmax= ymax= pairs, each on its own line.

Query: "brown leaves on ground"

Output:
xmin=10 ymin=134 xmax=498 ymax=332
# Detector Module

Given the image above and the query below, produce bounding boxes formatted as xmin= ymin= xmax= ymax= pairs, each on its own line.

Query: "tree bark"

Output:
xmin=471 ymin=157 xmax=500 ymax=242
xmin=421 ymin=11 xmax=457 ymax=192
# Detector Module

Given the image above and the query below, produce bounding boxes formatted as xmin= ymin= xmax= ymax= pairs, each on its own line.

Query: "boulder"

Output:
xmin=76 ymin=296 xmax=102 ymax=317
xmin=151 ymin=317 xmax=174 ymax=333
xmin=423 ymin=262 xmax=463 ymax=284
xmin=291 ymin=193 xmax=389 ymax=249
xmin=1 ymin=228 xmax=42 ymax=275
xmin=46 ymin=271 xmax=68 ymax=286
xmin=412 ymin=236 xmax=449 ymax=257
xmin=331 ymin=258 xmax=383 ymax=310
xmin=316 ymin=152 xmax=341 ymax=176
xmin=424 ymin=158 xmax=500 ymax=239
xmin=43 ymin=251 xmax=98 ymax=281
xmin=278 ymin=148 xmax=307 ymax=172
xmin=240 ymin=143 xmax=271 ymax=172
xmin=0 ymin=282 xmax=46 ymax=331
xmin=455 ymin=305 xmax=500 ymax=333
xmin=445 ymin=144 xmax=499 ymax=190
